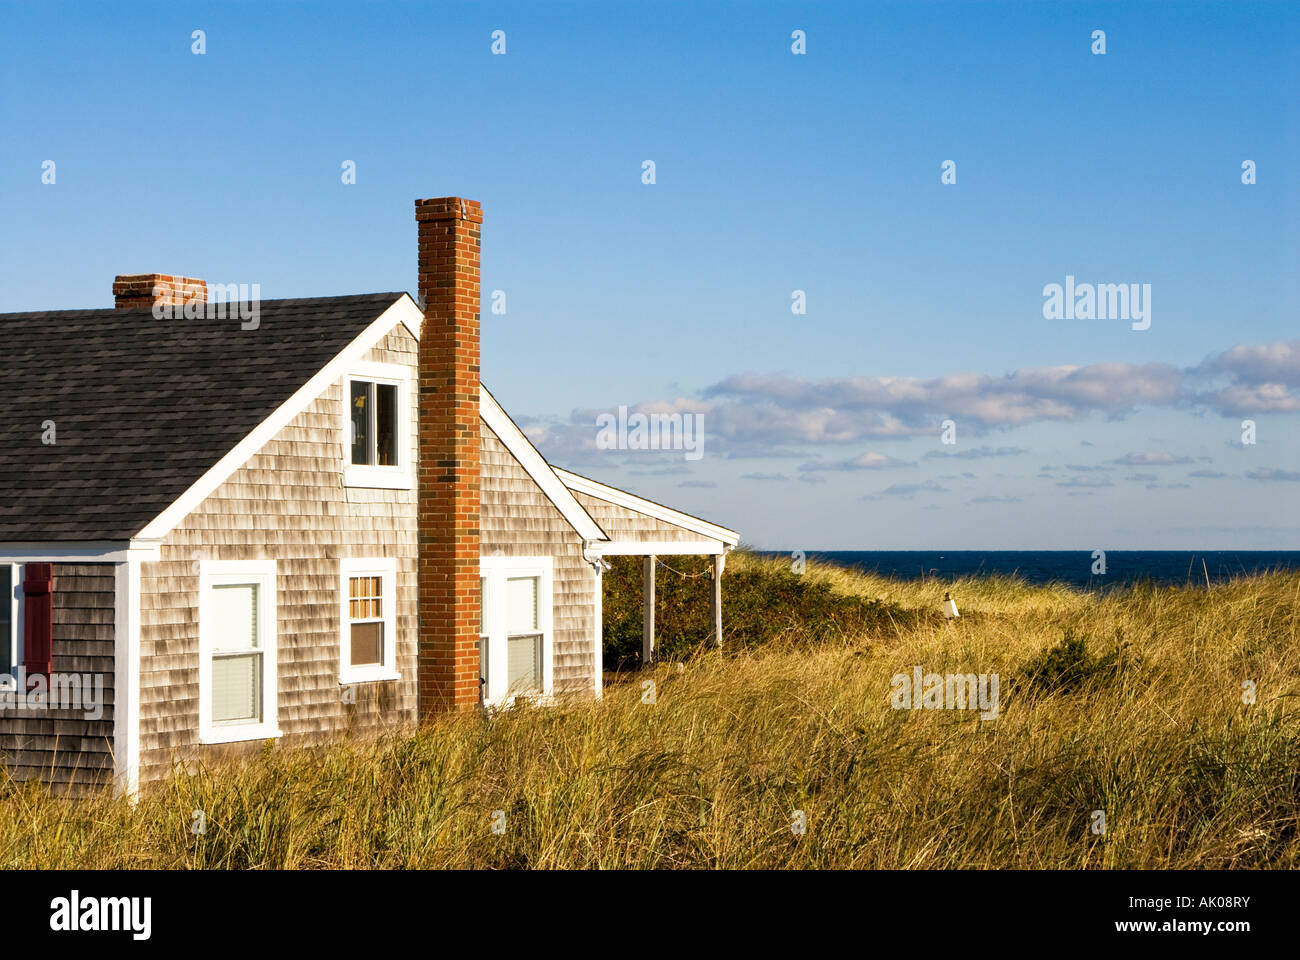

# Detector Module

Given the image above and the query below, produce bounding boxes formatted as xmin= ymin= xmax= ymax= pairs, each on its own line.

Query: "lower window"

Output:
xmin=199 ymin=560 xmax=279 ymax=743
xmin=339 ymin=558 xmax=400 ymax=683
xmin=479 ymin=557 xmax=552 ymax=706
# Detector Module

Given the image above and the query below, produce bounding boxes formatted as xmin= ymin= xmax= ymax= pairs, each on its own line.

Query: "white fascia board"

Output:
xmin=0 ymin=542 xmax=135 ymax=562
xmin=552 ymin=468 xmax=740 ymax=546
xmin=135 ymin=295 xmax=424 ymax=541
xmin=479 ymin=385 xmax=608 ymax=543
xmin=592 ymin=539 xmax=729 ymax=556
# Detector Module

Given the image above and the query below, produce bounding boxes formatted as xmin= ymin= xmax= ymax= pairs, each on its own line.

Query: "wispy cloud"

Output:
xmin=524 ymin=339 xmax=1300 ymax=465
xmin=1246 ymin=467 xmax=1300 ymax=482
xmin=1056 ymin=475 xmax=1114 ymax=488
xmin=923 ymin=445 xmax=1028 ymax=461
xmin=1110 ymin=451 xmax=1194 ymax=467
xmin=868 ymin=479 xmax=950 ymax=499
xmin=799 ymin=451 xmax=915 ymax=472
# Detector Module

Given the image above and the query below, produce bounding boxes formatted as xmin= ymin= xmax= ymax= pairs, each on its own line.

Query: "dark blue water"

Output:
xmin=762 ymin=551 xmax=1300 ymax=589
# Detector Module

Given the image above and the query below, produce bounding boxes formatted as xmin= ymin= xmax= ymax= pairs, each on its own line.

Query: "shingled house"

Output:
xmin=0 ymin=196 xmax=738 ymax=792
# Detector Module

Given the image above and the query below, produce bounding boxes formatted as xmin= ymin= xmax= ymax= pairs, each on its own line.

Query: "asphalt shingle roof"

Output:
xmin=0 ymin=292 xmax=408 ymax=541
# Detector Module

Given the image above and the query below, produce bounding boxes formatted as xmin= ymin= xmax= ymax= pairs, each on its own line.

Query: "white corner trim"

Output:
xmin=197 ymin=558 xmax=281 ymax=745
xmin=552 ymin=468 xmax=740 ymax=546
xmin=135 ymin=295 xmax=424 ymax=541
xmin=338 ymin=556 xmax=401 ymax=684
xmin=113 ymin=551 xmax=145 ymax=797
xmin=480 ymin=385 xmax=608 ymax=543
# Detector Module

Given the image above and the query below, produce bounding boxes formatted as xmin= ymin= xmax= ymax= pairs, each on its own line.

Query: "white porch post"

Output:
xmin=710 ymin=553 xmax=725 ymax=649
xmin=642 ymin=555 xmax=655 ymax=665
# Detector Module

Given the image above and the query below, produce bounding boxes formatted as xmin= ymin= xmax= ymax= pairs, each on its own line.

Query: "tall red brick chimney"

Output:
xmin=415 ymin=196 xmax=483 ymax=715
xmin=112 ymin=273 xmax=206 ymax=310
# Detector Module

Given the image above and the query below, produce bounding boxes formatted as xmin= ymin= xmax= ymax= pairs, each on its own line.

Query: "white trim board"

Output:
xmin=0 ymin=542 xmax=136 ymax=562
xmin=480 ymin=385 xmax=608 ymax=543
xmin=592 ymin=540 xmax=730 ymax=557
xmin=136 ymin=295 xmax=425 ymax=541
xmin=552 ymin=468 xmax=740 ymax=546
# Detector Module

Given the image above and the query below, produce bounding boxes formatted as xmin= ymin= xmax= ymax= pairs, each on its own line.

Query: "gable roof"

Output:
xmin=0 ymin=292 xmax=413 ymax=541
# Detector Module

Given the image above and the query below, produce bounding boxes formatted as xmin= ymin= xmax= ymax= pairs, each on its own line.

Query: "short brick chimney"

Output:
xmin=415 ymin=197 xmax=483 ymax=714
xmin=113 ymin=274 xmax=206 ymax=310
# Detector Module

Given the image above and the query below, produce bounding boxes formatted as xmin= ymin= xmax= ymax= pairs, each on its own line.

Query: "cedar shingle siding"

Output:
xmin=0 ymin=563 xmax=115 ymax=791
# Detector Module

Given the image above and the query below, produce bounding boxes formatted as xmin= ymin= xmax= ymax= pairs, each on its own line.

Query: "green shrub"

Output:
xmin=1016 ymin=627 xmax=1137 ymax=696
xmin=600 ymin=553 xmax=920 ymax=670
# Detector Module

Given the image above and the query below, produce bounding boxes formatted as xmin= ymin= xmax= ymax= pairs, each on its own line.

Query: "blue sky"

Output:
xmin=2 ymin=1 xmax=1297 ymax=549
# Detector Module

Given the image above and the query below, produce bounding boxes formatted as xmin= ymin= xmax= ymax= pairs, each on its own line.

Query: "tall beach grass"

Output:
xmin=2 ymin=550 xmax=1297 ymax=868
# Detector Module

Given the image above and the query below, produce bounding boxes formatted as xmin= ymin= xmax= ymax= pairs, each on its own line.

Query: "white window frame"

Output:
xmin=479 ymin=556 xmax=553 ymax=708
xmin=342 ymin=361 xmax=412 ymax=490
xmin=1 ymin=562 xmax=20 ymax=689
xmin=198 ymin=559 xmax=280 ymax=744
xmin=338 ymin=557 xmax=401 ymax=684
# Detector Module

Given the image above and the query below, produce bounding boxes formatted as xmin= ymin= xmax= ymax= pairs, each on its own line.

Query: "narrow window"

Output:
xmin=375 ymin=382 xmax=398 ymax=466
xmin=350 ymin=381 xmax=372 ymax=466
xmin=505 ymin=576 xmax=542 ymax=695
xmin=0 ymin=565 xmax=12 ymax=677
xmin=338 ymin=559 xmax=399 ymax=683
xmin=348 ymin=575 xmax=384 ymax=667
xmin=210 ymin=582 xmax=263 ymax=725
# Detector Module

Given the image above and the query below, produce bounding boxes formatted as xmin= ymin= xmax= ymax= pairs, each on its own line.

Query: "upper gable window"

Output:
xmin=350 ymin=380 xmax=398 ymax=467
xmin=343 ymin=363 xmax=411 ymax=489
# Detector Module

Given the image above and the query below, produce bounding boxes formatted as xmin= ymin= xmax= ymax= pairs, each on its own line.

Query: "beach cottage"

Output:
xmin=0 ymin=197 xmax=738 ymax=792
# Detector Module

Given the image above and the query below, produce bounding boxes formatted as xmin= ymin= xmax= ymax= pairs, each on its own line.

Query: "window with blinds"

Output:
xmin=505 ymin=576 xmax=541 ymax=695
xmin=348 ymin=574 xmax=384 ymax=667
xmin=210 ymin=582 xmax=262 ymax=724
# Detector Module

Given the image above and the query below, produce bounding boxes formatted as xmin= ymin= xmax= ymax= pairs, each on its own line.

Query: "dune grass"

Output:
xmin=2 ymin=550 xmax=1297 ymax=868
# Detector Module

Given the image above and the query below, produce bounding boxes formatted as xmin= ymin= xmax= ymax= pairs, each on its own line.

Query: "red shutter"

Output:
xmin=22 ymin=562 xmax=54 ymax=685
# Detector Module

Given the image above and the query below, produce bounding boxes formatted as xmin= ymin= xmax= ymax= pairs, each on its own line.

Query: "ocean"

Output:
xmin=761 ymin=551 xmax=1300 ymax=589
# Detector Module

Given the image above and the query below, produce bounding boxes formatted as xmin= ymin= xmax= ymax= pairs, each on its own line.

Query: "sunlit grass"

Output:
xmin=2 ymin=551 xmax=1297 ymax=868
